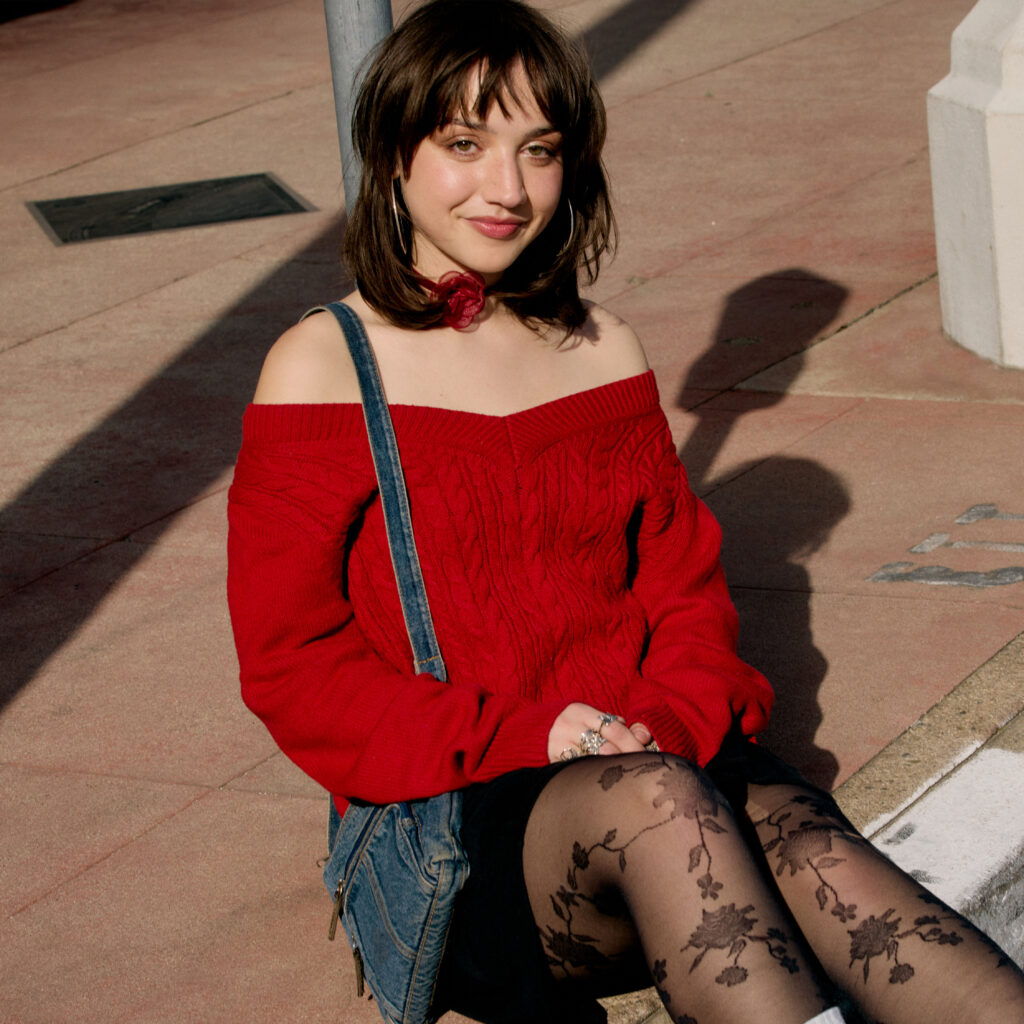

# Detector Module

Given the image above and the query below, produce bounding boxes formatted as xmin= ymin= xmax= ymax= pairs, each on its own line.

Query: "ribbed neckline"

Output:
xmin=243 ymin=371 xmax=659 ymax=457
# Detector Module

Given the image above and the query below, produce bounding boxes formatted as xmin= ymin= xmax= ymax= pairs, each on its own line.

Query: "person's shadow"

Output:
xmin=715 ymin=456 xmax=851 ymax=788
xmin=677 ymin=270 xmax=850 ymax=790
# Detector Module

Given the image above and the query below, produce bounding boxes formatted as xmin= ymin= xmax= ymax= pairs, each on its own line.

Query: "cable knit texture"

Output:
xmin=227 ymin=371 xmax=773 ymax=812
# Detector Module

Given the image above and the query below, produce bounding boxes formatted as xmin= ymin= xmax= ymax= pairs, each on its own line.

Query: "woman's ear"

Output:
xmin=391 ymin=146 xmax=408 ymax=184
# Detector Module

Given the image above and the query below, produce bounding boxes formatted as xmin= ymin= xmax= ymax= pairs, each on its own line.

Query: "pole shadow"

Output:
xmin=580 ymin=0 xmax=697 ymax=81
xmin=1 ymin=1 xmax=76 ymax=23
xmin=678 ymin=270 xmax=850 ymax=789
xmin=0 ymin=219 xmax=349 ymax=711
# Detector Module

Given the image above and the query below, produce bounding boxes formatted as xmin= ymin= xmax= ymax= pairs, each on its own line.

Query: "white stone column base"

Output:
xmin=927 ymin=0 xmax=1024 ymax=368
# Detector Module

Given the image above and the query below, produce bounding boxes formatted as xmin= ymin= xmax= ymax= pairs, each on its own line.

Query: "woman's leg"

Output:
xmin=522 ymin=753 xmax=836 ymax=1024
xmin=744 ymin=782 xmax=1024 ymax=1024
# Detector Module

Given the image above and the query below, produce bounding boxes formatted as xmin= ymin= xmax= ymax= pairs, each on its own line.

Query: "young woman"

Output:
xmin=227 ymin=2 xmax=1024 ymax=1022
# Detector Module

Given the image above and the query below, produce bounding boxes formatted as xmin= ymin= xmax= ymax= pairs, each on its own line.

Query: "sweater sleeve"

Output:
xmin=624 ymin=419 xmax=773 ymax=765
xmin=226 ymin=420 xmax=560 ymax=803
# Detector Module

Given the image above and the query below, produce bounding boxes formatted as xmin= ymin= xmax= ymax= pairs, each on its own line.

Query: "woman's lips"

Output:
xmin=467 ymin=218 xmax=523 ymax=239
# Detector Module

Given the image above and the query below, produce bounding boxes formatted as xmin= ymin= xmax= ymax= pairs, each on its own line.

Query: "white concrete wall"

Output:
xmin=927 ymin=0 xmax=1024 ymax=368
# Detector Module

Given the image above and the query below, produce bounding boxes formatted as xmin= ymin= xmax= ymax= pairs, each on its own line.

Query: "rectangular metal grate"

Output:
xmin=27 ymin=173 xmax=314 ymax=244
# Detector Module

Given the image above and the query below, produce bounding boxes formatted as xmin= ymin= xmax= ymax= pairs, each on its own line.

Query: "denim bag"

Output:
xmin=316 ymin=301 xmax=469 ymax=1024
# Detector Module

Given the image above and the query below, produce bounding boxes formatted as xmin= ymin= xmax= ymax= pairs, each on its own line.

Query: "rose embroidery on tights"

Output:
xmin=756 ymin=794 xmax=865 ymax=924
xmin=755 ymin=794 xmax=965 ymax=984
xmin=688 ymin=902 xmax=756 ymax=954
xmin=683 ymin=904 xmax=800 ymax=982
xmin=847 ymin=908 xmax=964 ymax=983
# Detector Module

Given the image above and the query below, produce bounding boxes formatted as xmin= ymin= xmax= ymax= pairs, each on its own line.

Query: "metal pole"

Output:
xmin=323 ymin=0 xmax=394 ymax=215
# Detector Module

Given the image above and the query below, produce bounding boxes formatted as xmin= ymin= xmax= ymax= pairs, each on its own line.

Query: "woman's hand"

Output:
xmin=547 ymin=703 xmax=650 ymax=762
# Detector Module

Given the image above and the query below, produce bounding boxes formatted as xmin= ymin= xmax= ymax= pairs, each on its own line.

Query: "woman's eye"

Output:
xmin=449 ymin=139 xmax=476 ymax=154
xmin=524 ymin=142 xmax=559 ymax=161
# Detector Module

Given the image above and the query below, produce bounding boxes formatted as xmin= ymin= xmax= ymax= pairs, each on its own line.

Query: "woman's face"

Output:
xmin=399 ymin=66 xmax=564 ymax=286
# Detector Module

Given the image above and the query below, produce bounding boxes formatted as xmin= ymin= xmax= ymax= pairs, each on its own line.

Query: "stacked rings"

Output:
xmin=558 ymin=712 xmax=624 ymax=761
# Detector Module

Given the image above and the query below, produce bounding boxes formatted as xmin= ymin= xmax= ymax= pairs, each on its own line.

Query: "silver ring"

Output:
xmin=596 ymin=712 xmax=618 ymax=736
xmin=579 ymin=729 xmax=606 ymax=756
xmin=559 ymin=746 xmax=580 ymax=762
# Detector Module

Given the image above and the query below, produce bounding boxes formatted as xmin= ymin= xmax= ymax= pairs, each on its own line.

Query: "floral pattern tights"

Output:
xmin=521 ymin=754 xmax=1024 ymax=1024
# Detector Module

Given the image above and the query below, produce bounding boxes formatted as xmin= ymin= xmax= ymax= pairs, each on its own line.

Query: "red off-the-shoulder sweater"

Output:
xmin=227 ymin=371 xmax=772 ymax=813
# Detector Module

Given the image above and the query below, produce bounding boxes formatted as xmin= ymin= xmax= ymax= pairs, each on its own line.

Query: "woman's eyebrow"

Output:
xmin=445 ymin=117 xmax=561 ymax=138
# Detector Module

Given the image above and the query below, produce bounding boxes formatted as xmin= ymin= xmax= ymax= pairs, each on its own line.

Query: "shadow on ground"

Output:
xmin=0 ymin=220 xmax=349 ymax=710
xmin=1 ymin=0 xmax=76 ymax=23
xmin=720 ymin=456 xmax=851 ymax=789
xmin=581 ymin=0 xmax=696 ymax=81
xmin=677 ymin=270 xmax=851 ymax=789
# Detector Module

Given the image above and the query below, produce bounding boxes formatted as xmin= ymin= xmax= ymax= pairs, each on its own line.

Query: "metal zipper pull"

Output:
xmin=328 ymin=881 xmax=343 ymax=941
xmin=352 ymin=947 xmax=365 ymax=997
xmin=326 ymin=881 xmax=364 ymax=998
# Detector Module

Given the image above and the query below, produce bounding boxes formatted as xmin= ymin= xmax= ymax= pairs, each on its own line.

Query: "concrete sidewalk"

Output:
xmin=1 ymin=0 xmax=1022 ymax=1021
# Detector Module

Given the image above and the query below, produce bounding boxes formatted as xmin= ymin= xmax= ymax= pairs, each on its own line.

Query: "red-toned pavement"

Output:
xmin=2 ymin=1 xmax=1022 ymax=1022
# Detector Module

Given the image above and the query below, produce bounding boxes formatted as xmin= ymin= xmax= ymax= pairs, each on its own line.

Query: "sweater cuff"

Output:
xmin=627 ymin=700 xmax=701 ymax=765
xmin=482 ymin=700 xmax=567 ymax=776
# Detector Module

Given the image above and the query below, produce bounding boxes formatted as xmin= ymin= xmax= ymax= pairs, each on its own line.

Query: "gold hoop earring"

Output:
xmin=390 ymin=178 xmax=408 ymax=256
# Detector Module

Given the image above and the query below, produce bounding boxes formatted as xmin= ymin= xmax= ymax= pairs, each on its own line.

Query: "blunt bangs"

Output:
xmin=390 ymin=19 xmax=590 ymax=174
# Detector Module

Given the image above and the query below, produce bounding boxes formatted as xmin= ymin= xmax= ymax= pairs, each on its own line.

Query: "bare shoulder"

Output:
xmin=252 ymin=302 xmax=362 ymax=405
xmin=574 ymin=301 xmax=649 ymax=377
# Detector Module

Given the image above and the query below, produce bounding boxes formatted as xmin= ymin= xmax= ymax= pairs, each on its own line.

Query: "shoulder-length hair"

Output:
xmin=343 ymin=0 xmax=615 ymax=334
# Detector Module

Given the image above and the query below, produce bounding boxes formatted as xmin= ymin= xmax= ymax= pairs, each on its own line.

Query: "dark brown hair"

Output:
xmin=343 ymin=0 xmax=615 ymax=332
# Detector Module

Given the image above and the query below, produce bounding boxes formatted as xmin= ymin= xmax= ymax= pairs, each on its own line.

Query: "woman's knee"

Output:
xmin=603 ymin=752 xmax=728 ymax=823
xmin=543 ymin=752 xmax=729 ymax=831
xmin=744 ymin=783 xmax=865 ymax=880
xmin=528 ymin=752 xmax=739 ymax=887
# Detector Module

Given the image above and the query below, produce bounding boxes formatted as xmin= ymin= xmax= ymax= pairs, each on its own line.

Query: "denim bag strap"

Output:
xmin=320 ymin=301 xmax=447 ymax=681
xmin=314 ymin=300 xmax=467 ymax=1024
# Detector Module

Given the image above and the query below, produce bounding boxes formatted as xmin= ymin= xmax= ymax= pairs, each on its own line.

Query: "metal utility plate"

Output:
xmin=27 ymin=173 xmax=314 ymax=244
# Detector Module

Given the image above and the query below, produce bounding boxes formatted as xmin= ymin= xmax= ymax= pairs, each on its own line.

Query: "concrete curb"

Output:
xmin=837 ymin=632 xmax=1024 ymax=966
xmin=834 ymin=632 xmax=1024 ymax=836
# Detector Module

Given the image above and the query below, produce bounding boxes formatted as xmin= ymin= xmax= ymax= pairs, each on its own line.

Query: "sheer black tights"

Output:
xmin=522 ymin=754 xmax=1024 ymax=1024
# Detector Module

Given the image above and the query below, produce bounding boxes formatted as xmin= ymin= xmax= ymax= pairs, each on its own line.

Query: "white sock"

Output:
xmin=803 ymin=1010 xmax=846 ymax=1024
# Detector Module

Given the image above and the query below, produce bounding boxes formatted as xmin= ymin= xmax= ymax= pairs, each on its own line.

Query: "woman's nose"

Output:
xmin=482 ymin=152 xmax=527 ymax=208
